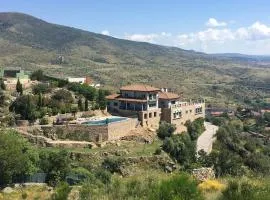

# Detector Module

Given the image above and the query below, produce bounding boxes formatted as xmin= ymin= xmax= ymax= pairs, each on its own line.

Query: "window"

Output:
xmin=149 ymin=103 xmax=156 ymax=107
xmin=149 ymin=113 xmax=152 ymax=118
xmin=144 ymin=113 xmax=147 ymax=119
xmin=173 ymin=113 xmax=177 ymax=119
xmin=186 ymin=110 xmax=188 ymax=114
xmin=114 ymin=102 xmax=118 ymax=106
xmin=171 ymin=101 xmax=176 ymax=105
xmin=154 ymin=112 xmax=157 ymax=117
xmin=190 ymin=109 xmax=192 ymax=113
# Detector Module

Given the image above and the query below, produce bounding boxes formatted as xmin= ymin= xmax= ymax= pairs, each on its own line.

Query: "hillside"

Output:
xmin=0 ymin=12 xmax=270 ymax=107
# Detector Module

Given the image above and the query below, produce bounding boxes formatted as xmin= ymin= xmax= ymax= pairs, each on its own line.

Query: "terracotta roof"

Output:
xmin=106 ymin=94 xmax=120 ymax=100
xmin=158 ymin=92 xmax=180 ymax=100
xmin=120 ymin=84 xmax=160 ymax=92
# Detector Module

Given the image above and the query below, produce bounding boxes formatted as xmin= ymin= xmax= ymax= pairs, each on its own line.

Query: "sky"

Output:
xmin=2 ymin=0 xmax=270 ymax=55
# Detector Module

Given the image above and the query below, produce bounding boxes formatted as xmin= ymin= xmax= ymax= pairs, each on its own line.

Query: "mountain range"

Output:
xmin=0 ymin=12 xmax=269 ymax=107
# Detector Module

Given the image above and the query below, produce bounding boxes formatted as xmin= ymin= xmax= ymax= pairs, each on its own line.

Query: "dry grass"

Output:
xmin=0 ymin=186 xmax=52 ymax=200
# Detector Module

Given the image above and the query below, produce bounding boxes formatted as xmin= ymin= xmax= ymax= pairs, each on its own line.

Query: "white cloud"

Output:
xmin=236 ymin=21 xmax=270 ymax=40
xmin=124 ymin=32 xmax=171 ymax=43
xmin=101 ymin=30 xmax=110 ymax=36
xmin=120 ymin=21 xmax=270 ymax=54
xmin=125 ymin=33 xmax=159 ymax=42
xmin=206 ymin=18 xmax=227 ymax=27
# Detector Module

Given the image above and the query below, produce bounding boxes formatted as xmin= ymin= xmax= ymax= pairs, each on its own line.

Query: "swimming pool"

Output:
xmin=81 ymin=116 xmax=128 ymax=126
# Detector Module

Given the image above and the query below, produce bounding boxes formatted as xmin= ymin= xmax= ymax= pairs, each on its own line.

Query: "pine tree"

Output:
xmin=0 ymin=79 xmax=6 ymax=90
xmin=38 ymin=93 xmax=43 ymax=108
xmin=78 ymin=97 xmax=84 ymax=111
xmin=84 ymin=99 xmax=89 ymax=111
xmin=16 ymin=79 xmax=23 ymax=95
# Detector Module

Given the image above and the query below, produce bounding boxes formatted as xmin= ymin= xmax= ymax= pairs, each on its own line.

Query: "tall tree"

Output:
xmin=97 ymin=90 xmax=106 ymax=110
xmin=78 ymin=97 xmax=84 ymax=111
xmin=16 ymin=78 xmax=23 ymax=95
xmin=0 ymin=79 xmax=6 ymax=90
xmin=84 ymin=99 xmax=89 ymax=111
xmin=38 ymin=93 xmax=43 ymax=108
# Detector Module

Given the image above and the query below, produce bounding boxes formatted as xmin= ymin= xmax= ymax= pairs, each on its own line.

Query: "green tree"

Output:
xmin=0 ymin=130 xmax=39 ymax=186
xmin=52 ymin=89 xmax=73 ymax=104
xmin=30 ymin=70 xmax=45 ymax=81
xmin=38 ymin=93 xmax=43 ymax=108
xmin=39 ymin=150 xmax=71 ymax=186
xmin=157 ymin=121 xmax=176 ymax=139
xmin=84 ymin=99 xmax=89 ymax=111
xmin=97 ymin=89 xmax=107 ymax=110
xmin=16 ymin=78 xmax=23 ymax=95
xmin=162 ymin=134 xmax=196 ymax=167
xmin=32 ymin=83 xmax=51 ymax=94
xmin=0 ymin=78 xmax=6 ymax=90
xmin=185 ymin=118 xmax=205 ymax=141
xmin=9 ymin=95 xmax=39 ymax=121
xmin=78 ymin=97 xmax=84 ymax=111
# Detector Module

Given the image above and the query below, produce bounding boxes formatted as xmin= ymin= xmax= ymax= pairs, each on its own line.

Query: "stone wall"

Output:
xmin=108 ymin=118 xmax=138 ymax=140
xmin=161 ymin=102 xmax=205 ymax=133
xmin=138 ymin=108 xmax=161 ymax=129
xmin=41 ymin=124 xmax=108 ymax=142
xmin=40 ymin=118 xmax=137 ymax=142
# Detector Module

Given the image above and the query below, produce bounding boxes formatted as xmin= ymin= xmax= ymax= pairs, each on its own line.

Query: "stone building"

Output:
xmin=106 ymin=84 xmax=205 ymax=132
xmin=106 ymin=84 xmax=161 ymax=128
xmin=0 ymin=68 xmax=30 ymax=89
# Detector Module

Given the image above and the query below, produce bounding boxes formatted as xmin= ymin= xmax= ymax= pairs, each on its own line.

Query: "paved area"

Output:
xmin=196 ymin=122 xmax=218 ymax=154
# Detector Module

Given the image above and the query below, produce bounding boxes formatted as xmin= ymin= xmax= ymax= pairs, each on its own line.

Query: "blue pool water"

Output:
xmin=81 ymin=117 xmax=127 ymax=126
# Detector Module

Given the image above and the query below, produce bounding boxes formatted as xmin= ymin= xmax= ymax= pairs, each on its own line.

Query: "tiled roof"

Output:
xmin=106 ymin=94 xmax=120 ymax=100
xmin=120 ymin=84 xmax=160 ymax=92
xmin=158 ymin=92 xmax=180 ymax=100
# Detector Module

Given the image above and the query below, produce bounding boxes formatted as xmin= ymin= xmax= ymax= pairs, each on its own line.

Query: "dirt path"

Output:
xmin=196 ymin=122 xmax=218 ymax=154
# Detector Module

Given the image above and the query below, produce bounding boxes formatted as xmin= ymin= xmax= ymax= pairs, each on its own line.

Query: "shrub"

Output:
xmin=95 ymin=169 xmax=112 ymax=184
xmin=162 ymin=134 xmax=196 ymax=167
xmin=157 ymin=121 xmax=176 ymax=139
xmin=198 ymin=180 xmax=225 ymax=192
xmin=52 ymin=182 xmax=71 ymax=200
xmin=40 ymin=117 xmax=49 ymax=125
xmin=102 ymin=157 xmax=124 ymax=174
xmin=219 ymin=180 xmax=270 ymax=200
xmin=150 ymin=173 xmax=203 ymax=200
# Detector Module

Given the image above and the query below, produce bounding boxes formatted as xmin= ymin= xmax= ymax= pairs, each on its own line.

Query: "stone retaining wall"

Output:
xmin=39 ymin=118 xmax=137 ymax=142
xmin=41 ymin=124 xmax=108 ymax=142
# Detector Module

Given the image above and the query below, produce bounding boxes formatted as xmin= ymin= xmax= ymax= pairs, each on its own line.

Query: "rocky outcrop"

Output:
xmin=192 ymin=167 xmax=215 ymax=181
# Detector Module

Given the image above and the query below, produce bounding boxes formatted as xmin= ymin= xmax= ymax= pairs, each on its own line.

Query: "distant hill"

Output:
xmin=0 ymin=12 xmax=270 ymax=107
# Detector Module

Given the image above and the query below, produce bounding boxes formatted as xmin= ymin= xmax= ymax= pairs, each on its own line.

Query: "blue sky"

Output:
xmin=2 ymin=0 xmax=270 ymax=54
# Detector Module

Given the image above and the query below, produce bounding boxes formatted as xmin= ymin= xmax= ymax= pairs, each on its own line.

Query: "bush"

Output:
xmin=95 ymin=169 xmax=112 ymax=184
xmin=52 ymin=182 xmax=71 ymax=200
xmin=150 ymin=173 xmax=203 ymax=200
xmin=198 ymin=180 xmax=225 ymax=192
xmin=220 ymin=180 xmax=270 ymax=200
xmin=162 ymin=134 xmax=196 ymax=167
xmin=40 ymin=117 xmax=49 ymax=125
xmin=39 ymin=150 xmax=71 ymax=186
xmin=0 ymin=130 xmax=39 ymax=186
xmin=102 ymin=157 xmax=124 ymax=174
xmin=32 ymin=83 xmax=52 ymax=94
xmin=157 ymin=121 xmax=176 ymax=139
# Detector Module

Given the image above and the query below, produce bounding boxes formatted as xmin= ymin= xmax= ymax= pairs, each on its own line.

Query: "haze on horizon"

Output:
xmin=2 ymin=0 xmax=270 ymax=55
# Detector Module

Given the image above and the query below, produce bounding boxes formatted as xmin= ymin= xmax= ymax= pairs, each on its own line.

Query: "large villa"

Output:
xmin=106 ymin=84 xmax=205 ymax=132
